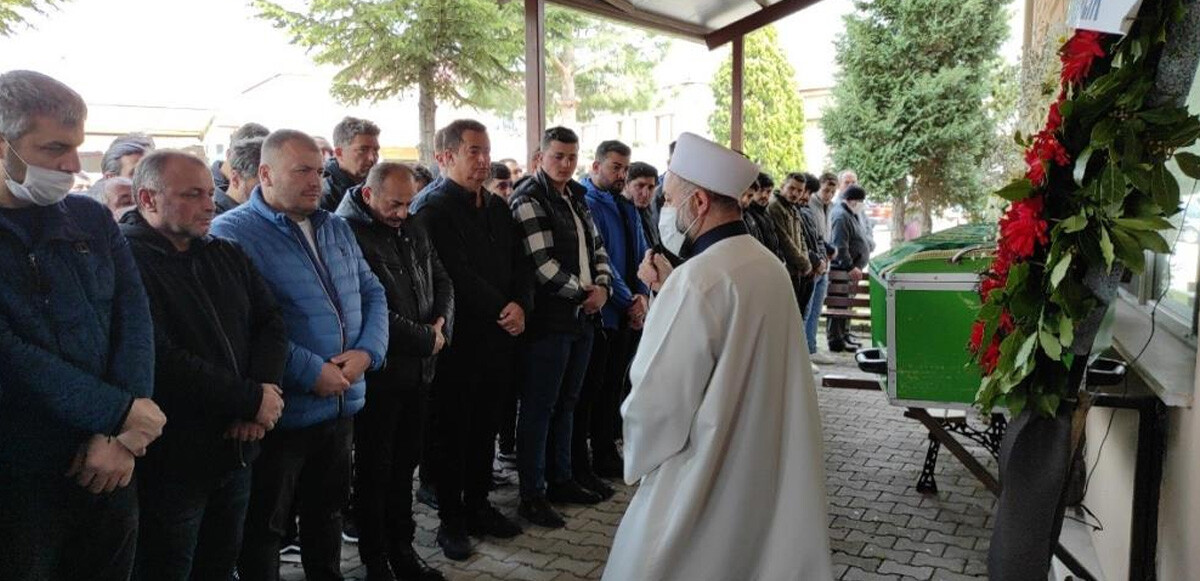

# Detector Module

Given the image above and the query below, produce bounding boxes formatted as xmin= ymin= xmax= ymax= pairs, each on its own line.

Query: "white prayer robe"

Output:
xmin=603 ymin=234 xmax=833 ymax=581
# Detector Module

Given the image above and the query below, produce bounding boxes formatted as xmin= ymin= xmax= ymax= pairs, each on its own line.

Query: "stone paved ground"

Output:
xmin=281 ymin=350 xmax=998 ymax=581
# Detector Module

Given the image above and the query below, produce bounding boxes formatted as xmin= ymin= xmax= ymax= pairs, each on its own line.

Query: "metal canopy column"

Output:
xmin=731 ymin=35 xmax=745 ymax=151
xmin=525 ymin=0 xmax=547 ymax=166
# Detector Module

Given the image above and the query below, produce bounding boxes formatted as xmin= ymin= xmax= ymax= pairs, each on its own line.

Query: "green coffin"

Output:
xmin=867 ymin=224 xmax=996 ymax=408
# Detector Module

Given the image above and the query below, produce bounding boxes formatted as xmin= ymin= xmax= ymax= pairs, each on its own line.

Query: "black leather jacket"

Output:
xmin=336 ymin=186 xmax=454 ymax=387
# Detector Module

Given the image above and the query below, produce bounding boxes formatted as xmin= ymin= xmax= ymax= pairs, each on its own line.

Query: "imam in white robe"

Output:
xmin=603 ymin=229 xmax=833 ymax=581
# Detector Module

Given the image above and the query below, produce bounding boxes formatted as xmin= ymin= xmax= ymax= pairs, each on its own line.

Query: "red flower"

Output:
xmin=999 ymin=195 xmax=1050 ymax=259
xmin=1061 ymin=30 xmax=1107 ymax=85
xmin=980 ymin=274 xmax=1006 ymax=301
xmin=1046 ymin=100 xmax=1063 ymax=134
xmin=969 ymin=320 xmax=986 ymax=353
xmin=981 ymin=338 xmax=1002 ymax=375
xmin=1025 ymin=148 xmax=1047 ymax=186
xmin=999 ymin=311 xmax=1015 ymax=333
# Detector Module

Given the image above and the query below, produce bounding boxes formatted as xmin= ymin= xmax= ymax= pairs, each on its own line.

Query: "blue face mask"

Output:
xmin=4 ymin=147 xmax=75 ymax=206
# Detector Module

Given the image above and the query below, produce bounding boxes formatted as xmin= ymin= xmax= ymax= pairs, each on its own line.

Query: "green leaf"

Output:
xmin=1175 ymin=151 xmax=1200 ymax=180
xmin=1015 ymin=332 xmax=1038 ymax=366
xmin=1038 ymin=393 xmax=1061 ymax=417
xmin=1007 ymin=390 xmax=1027 ymax=416
xmin=1039 ymin=327 xmax=1062 ymax=361
xmin=1050 ymin=253 xmax=1073 ymax=288
xmin=1090 ymin=118 xmax=1118 ymax=148
xmin=1059 ymin=314 xmax=1075 ymax=351
xmin=1149 ymin=163 xmax=1181 ymax=211
xmin=1126 ymin=228 xmax=1172 ymax=253
xmin=1139 ymin=107 xmax=1187 ymax=125
xmin=1109 ymin=226 xmax=1147 ymax=272
xmin=1114 ymin=216 xmax=1174 ymax=231
xmin=1097 ymin=161 xmax=1126 ymax=205
xmin=995 ymin=178 xmax=1034 ymax=202
xmin=1099 ymin=226 xmax=1115 ymax=268
xmin=1073 ymin=148 xmax=1093 ymax=186
xmin=1060 ymin=213 xmax=1088 ymax=234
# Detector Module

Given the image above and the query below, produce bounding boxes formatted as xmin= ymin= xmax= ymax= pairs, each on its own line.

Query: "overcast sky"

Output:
xmin=0 ymin=0 xmax=1023 ymax=109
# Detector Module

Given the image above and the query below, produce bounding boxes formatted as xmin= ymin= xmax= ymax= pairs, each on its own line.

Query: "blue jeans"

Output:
xmin=805 ymin=272 xmax=829 ymax=354
xmin=517 ymin=327 xmax=595 ymax=498
xmin=135 ymin=464 xmax=252 ymax=581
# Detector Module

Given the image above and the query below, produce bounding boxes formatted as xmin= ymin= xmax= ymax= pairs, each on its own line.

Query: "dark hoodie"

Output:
xmin=120 ymin=210 xmax=288 ymax=476
xmin=335 ymin=186 xmax=455 ymax=387
xmin=320 ymin=156 xmax=361 ymax=212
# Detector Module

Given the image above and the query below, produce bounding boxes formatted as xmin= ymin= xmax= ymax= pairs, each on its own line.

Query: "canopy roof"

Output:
xmin=545 ymin=0 xmax=824 ymax=47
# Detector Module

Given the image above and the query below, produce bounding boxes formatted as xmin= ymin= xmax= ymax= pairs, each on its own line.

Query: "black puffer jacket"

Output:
xmin=120 ymin=211 xmax=288 ymax=476
xmin=320 ymin=156 xmax=360 ymax=212
xmin=336 ymin=186 xmax=454 ymax=387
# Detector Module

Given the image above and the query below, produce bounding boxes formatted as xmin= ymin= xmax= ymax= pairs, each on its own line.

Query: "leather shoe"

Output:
xmin=389 ymin=546 xmax=446 ymax=581
xmin=466 ymin=505 xmax=522 ymax=538
xmin=416 ymin=482 xmax=438 ymax=510
xmin=591 ymin=452 xmax=624 ymax=479
xmin=547 ymin=479 xmax=603 ymax=505
xmin=519 ymin=497 xmax=566 ymax=528
xmin=435 ymin=526 xmax=471 ymax=561
xmin=574 ymin=471 xmax=615 ymax=500
xmin=828 ymin=342 xmax=847 ymax=353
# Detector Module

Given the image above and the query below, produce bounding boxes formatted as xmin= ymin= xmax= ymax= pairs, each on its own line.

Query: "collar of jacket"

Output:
xmin=529 ymin=169 xmax=586 ymax=201
xmin=0 ymin=196 xmax=90 ymax=246
xmin=119 ymin=208 xmax=213 ymax=256
xmin=773 ymin=192 xmax=796 ymax=209
xmin=247 ymin=185 xmax=330 ymax=232
xmin=684 ymin=219 xmax=749 ymax=259
xmin=323 ymin=156 xmax=358 ymax=191
xmin=334 ymin=185 xmax=405 ymax=233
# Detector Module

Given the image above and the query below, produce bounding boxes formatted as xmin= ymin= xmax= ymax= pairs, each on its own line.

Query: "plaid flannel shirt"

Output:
xmin=511 ymin=187 xmax=613 ymax=302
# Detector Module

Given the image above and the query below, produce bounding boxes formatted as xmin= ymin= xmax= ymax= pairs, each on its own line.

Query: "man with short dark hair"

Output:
xmin=510 ymin=127 xmax=613 ymax=528
xmin=741 ymin=172 xmax=785 ymax=263
xmin=411 ymin=163 xmax=434 ymax=192
xmin=410 ymin=119 xmax=531 ymax=561
xmin=121 ymin=149 xmax=288 ymax=581
xmin=0 ymin=69 xmax=165 ymax=581
xmin=485 ymin=161 xmax=513 ymax=200
xmin=336 ymin=162 xmax=451 ymax=581
xmin=212 ymin=129 xmax=389 ymax=581
xmin=321 ymin=116 xmax=381 ymax=211
xmin=88 ymin=176 xmax=136 ymax=221
xmin=768 ymin=173 xmax=813 ymax=310
xmin=580 ymin=139 xmax=647 ymax=486
xmin=215 ymin=136 xmax=264 ymax=214
xmin=623 ymin=161 xmax=659 ymax=249
xmin=498 ymin=157 xmax=523 ymax=182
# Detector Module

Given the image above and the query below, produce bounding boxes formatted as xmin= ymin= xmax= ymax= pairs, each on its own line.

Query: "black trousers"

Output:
xmin=353 ymin=382 xmax=424 ymax=564
xmin=432 ymin=342 xmax=510 ymax=526
xmin=575 ymin=326 xmax=633 ymax=471
xmin=0 ymin=464 xmax=138 ymax=581
xmin=238 ymin=416 xmax=353 ymax=581
xmin=796 ymin=274 xmax=816 ymax=319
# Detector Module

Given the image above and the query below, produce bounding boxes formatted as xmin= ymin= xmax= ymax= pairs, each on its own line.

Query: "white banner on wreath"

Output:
xmin=1067 ymin=0 xmax=1143 ymax=35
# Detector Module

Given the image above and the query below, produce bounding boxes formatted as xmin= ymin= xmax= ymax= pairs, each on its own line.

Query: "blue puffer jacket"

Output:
xmin=582 ymin=177 xmax=649 ymax=330
xmin=210 ymin=187 xmax=388 ymax=429
xmin=0 ymin=195 xmax=154 ymax=474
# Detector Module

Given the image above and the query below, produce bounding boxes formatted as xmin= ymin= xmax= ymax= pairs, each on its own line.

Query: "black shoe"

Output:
xmin=546 ymin=479 xmax=603 ymax=505
xmin=435 ymin=526 xmax=471 ymax=561
xmin=363 ymin=556 xmax=396 ymax=581
xmin=390 ymin=546 xmax=447 ymax=581
xmin=592 ymin=455 xmax=623 ymax=479
xmin=574 ymin=471 xmax=615 ymax=500
xmin=844 ymin=337 xmax=862 ymax=348
xmin=519 ymin=497 xmax=566 ymax=528
xmin=490 ymin=469 xmax=512 ymax=491
xmin=828 ymin=342 xmax=847 ymax=353
xmin=342 ymin=518 xmax=359 ymax=544
xmin=466 ymin=505 xmax=522 ymax=538
xmin=416 ymin=482 xmax=439 ymax=510
xmin=497 ymin=450 xmax=518 ymax=466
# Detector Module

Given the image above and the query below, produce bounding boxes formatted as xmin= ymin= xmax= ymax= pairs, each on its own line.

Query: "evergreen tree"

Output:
xmin=822 ymin=0 xmax=1011 ymax=239
xmin=709 ymin=25 xmax=806 ymax=180
xmin=1 ymin=0 xmax=63 ymax=37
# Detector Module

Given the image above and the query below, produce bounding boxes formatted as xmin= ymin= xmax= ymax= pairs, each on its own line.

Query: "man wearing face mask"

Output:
xmin=88 ymin=176 xmax=136 ymax=222
xmin=0 ymin=70 xmax=165 ymax=580
xmin=610 ymin=132 xmax=832 ymax=580
xmin=828 ymin=184 xmax=871 ymax=352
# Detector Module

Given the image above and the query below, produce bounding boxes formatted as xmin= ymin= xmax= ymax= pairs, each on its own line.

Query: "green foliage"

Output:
xmin=821 ymin=0 xmax=1011 ymax=217
xmin=973 ymin=0 xmax=1200 ymax=417
xmin=0 ymin=0 xmax=62 ymax=37
xmin=708 ymin=25 xmax=806 ymax=179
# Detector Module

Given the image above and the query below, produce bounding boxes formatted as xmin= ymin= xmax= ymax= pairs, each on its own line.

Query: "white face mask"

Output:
xmin=658 ymin=205 xmax=685 ymax=254
xmin=4 ymin=147 xmax=75 ymax=206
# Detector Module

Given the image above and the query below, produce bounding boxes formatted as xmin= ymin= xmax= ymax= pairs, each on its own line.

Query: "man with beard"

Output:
xmin=607 ymin=133 xmax=832 ymax=579
xmin=622 ymin=161 xmax=659 ymax=248
xmin=320 ymin=116 xmax=381 ymax=212
xmin=739 ymin=172 xmax=785 ymax=263
xmin=581 ymin=140 xmax=648 ymax=487
xmin=409 ymin=119 xmax=531 ymax=560
xmin=767 ymin=172 xmax=813 ymax=312
xmin=509 ymin=127 xmax=613 ymax=528
xmin=336 ymin=162 xmax=451 ymax=581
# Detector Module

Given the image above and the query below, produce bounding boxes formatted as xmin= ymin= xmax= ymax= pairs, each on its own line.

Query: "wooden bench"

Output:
xmin=821 ymin=269 xmax=871 ymax=323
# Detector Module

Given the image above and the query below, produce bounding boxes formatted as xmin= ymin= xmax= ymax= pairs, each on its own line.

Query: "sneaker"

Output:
xmin=342 ymin=518 xmax=359 ymax=544
xmin=518 ymin=496 xmax=566 ymax=528
xmin=546 ymin=479 xmax=603 ymax=505
xmin=810 ymin=351 xmax=838 ymax=365
xmin=416 ymin=482 xmax=439 ymax=510
xmin=389 ymin=546 xmax=447 ymax=581
xmin=574 ymin=471 xmax=615 ymax=500
xmin=279 ymin=542 xmax=301 ymax=556
xmin=435 ymin=526 xmax=471 ymax=561
xmin=811 ymin=364 xmax=821 ymax=376
xmin=466 ymin=505 xmax=522 ymax=538
xmin=497 ymin=450 xmax=518 ymax=466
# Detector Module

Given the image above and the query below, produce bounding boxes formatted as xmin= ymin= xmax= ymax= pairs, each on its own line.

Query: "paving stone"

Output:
xmin=841 ymin=566 xmax=901 ymax=581
xmin=832 ymin=551 xmax=885 ymax=572
xmin=908 ymin=514 xmax=958 ymax=535
xmin=895 ymin=536 xmax=945 ymax=557
xmin=931 ymin=570 xmax=988 ymax=581
xmin=860 ymin=543 xmax=914 ymax=565
xmin=925 ymin=531 xmax=977 ymax=551
xmin=545 ymin=556 xmax=600 ymax=576
xmin=878 ymin=560 xmax=934 ymax=578
xmin=912 ymin=552 xmax=967 ymax=573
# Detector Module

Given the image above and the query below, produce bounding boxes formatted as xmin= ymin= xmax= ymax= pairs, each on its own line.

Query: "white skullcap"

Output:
xmin=667 ymin=132 xmax=760 ymax=199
